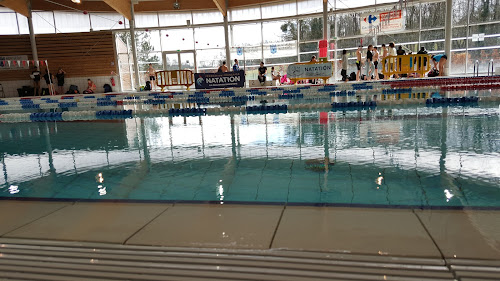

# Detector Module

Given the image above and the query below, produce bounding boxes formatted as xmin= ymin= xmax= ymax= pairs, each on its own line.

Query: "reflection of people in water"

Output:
xmin=305 ymin=157 xmax=335 ymax=172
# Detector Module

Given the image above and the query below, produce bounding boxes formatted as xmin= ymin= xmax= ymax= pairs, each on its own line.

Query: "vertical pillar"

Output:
xmin=129 ymin=1 xmax=141 ymax=91
xmin=27 ymin=0 xmax=38 ymax=65
xmin=444 ymin=0 xmax=453 ymax=75
xmin=297 ymin=19 xmax=301 ymax=62
xmin=322 ymin=0 xmax=328 ymax=40
xmin=224 ymin=0 xmax=231 ymax=66
xmin=334 ymin=0 xmax=338 ymax=81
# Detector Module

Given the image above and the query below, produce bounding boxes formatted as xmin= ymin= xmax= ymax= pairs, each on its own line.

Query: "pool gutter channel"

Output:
xmin=0 ymin=237 xmax=477 ymax=280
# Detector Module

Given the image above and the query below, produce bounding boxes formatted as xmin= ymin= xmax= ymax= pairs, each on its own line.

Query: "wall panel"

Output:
xmin=0 ymin=31 xmax=116 ymax=81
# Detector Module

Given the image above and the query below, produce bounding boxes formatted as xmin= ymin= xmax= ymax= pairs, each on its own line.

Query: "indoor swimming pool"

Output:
xmin=1 ymin=101 xmax=499 ymax=208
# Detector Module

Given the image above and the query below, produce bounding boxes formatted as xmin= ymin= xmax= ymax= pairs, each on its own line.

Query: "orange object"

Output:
xmin=156 ymin=70 xmax=194 ymax=91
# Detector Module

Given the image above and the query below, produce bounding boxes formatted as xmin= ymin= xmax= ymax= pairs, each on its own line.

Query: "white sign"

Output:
xmin=0 ymin=55 xmax=29 ymax=70
xmin=472 ymin=33 xmax=485 ymax=42
xmin=287 ymin=62 xmax=333 ymax=79
xmin=360 ymin=10 xmax=404 ymax=35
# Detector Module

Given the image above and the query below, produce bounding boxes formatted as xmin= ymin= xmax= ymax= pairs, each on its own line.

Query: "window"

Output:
xmin=231 ymin=23 xmax=262 ymax=47
xmin=297 ymin=0 xmax=323 ymax=14
xmin=420 ymin=2 xmax=446 ymax=29
xmin=17 ymin=14 xmax=29 ymax=34
xmin=0 ymin=12 xmax=18 ymax=35
xmin=158 ymin=11 xmax=191 ymax=26
xmin=299 ymin=17 xmax=323 ymax=41
xmin=32 ymin=11 xmax=55 ymax=34
xmin=160 ymin=29 xmax=194 ymax=51
xmin=194 ymin=26 xmax=225 ymax=49
xmin=54 ymin=11 xmax=90 ymax=33
xmin=230 ymin=6 xmax=261 ymax=22
xmin=261 ymin=1 xmax=296 ymax=19
xmin=192 ymin=10 xmax=223 ymax=24
xmin=135 ymin=13 xmax=159 ymax=28
xmin=90 ymin=13 xmax=126 ymax=31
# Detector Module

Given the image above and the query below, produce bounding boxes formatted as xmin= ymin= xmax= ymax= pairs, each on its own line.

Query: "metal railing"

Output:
xmin=155 ymin=70 xmax=194 ymax=91
xmin=381 ymin=54 xmax=432 ymax=78
xmin=473 ymin=60 xmax=480 ymax=77
xmin=487 ymin=59 xmax=494 ymax=76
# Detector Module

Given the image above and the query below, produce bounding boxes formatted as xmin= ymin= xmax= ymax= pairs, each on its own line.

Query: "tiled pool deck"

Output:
xmin=0 ymin=201 xmax=498 ymax=279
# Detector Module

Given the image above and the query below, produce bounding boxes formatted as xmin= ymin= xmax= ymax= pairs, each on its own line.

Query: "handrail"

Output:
xmin=473 ymin=60 xmax=479 ymax=77
xmin=381 ymin=54 xmax=432 ymax=78
xmin=155 ymin=70 xmax=195 ymax=91
xmin=488 ymin=59 xmax=494 ymax=76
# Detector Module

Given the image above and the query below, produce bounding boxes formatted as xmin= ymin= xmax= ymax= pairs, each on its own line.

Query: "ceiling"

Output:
xmin=19 ymin=0 xmax=285 ymax=13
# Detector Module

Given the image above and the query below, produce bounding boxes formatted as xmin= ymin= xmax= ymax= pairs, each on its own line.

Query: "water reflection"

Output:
xmin=0 ymin=104 xmax=499 ymax=207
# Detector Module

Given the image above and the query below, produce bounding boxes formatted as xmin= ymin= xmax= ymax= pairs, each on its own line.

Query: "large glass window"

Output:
xmin=196 ymin=48 xmax=226 ymax=72
xmin=299 ymin=17 xmax=323 ymax=41
xmin=135 ymin=13 xmax=159 ymax=28
xmin=261 ymin=1 xmax=296 ymax=19
xmin=17 ymin=14 xmax=29 ymax=34
xmin=54 ymin=11 xmax=90 ymax=33
xmin=337 ymin=13 xmax=361 ymax=37
xmin=230 ymin=6 xmax=261 ymax=22
xmin=158 ymin=11 xmax=191 ymax=26
xmin=420 ymin=2 xmax=446 ymax=29
xmin=32 ymin=11 xmax=55 ymax=34
xmin=231 ymin=23 xmax=262 ymax=47
xmin=0 ymin=12 xmax=18 ymax=35
xmin=194 ymin=26 xmax=225 ymax=49
xmin=160 ymin=29 xmax=195 ymax=51
xmin=192 ymin=10 xmax=223 ymax=24
xmin=297 ymin=0 xmax=323 ymax=14
xmin=90 ymin=13 xmax=126 ymax=31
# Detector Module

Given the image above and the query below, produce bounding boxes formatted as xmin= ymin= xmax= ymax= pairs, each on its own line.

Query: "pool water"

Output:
xmin=1 ymin=103 xmax=499 ymax=208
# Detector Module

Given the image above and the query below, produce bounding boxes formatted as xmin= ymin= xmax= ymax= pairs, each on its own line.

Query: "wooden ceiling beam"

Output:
xmin=0 ymin=0 xmax=30 ymax=18
xmin=213 ymin=0 xmax=226 ymax=17
xmin=102 ymin=0 xmax=132 ymax=20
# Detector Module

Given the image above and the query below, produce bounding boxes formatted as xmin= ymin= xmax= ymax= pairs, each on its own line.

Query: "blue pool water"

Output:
xmin=1 ymin=103 xmax=499 ymax=208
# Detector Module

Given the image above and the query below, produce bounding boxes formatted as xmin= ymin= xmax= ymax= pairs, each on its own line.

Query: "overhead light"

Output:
xmin=173 ymin=0 xmax=180 ymax=10
xmin=72 ymin=0 xmax=81 ymax=3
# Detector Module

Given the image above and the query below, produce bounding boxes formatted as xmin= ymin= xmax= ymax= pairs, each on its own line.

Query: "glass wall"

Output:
xmin=1 ymin=0 xmax=499 ymax=82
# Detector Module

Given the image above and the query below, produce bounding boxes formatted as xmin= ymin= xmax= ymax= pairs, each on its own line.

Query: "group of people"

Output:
xmin=31 ymin=67 xmax=67 ymax=96
xmin=340 ymin=43 xmax=447 ymax=81
xmin=31 ymin=67 xmax=96 ymax=96
xmin=216 ymin=59 xmax=280 ymax=86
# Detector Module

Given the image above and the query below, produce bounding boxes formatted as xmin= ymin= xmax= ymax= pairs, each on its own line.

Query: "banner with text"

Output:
xmin=195 ymin=70 xmax=245 ymax=89
xmin=360 ymin=10 xmax=404 ymax=35
xmin=0 ymin=55 xmax=30 ymax=70
xmin=287 ymin=62 xmax=333 ymax=79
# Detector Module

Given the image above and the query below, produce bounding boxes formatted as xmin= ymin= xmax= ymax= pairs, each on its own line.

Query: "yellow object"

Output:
xmin=156 ymin=70 xmax=195 ymax=91
xmin=381 ymin=54 xmax=432 ymax=78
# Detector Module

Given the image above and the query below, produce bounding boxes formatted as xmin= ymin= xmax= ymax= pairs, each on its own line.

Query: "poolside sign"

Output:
xmin=287 ymin=62 xmax=333 ymax=80
xmin=360 ymin=10 xmax=404 ymax=35
xmin=194 ymin=70 xmax=245 ymax=89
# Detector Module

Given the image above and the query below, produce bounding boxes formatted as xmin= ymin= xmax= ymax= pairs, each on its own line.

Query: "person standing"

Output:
xmin=417 ymin=46 xmax=428 ymax=72
xmin=31 ymin=66 xmax=41 ymax=96
xmin=373 ymin=46 xmax=380 ymax=80
xmin=43 ymin=69 xmax=55 ymax=96
xmin=388 ymin=42 xmax=398 ymax=78
xmin=341 ymin=49 xmax=348 ymax=82
xmin=233 ymin=59 xmax=240 ymax=72
xmin=356 ymin=45 xmax=362 ymax=81
xmin=218 ymin=61 xmax=228 ymax=73
xmin=147 ymin=63 xmax=156 ymax=91
xmin=365 ymin=45 xmax=374 ymax=80
xmin=258 ymin=62 xmax=267 ymax=86
xmin=56 ymin=67 xmax=66 ymax=95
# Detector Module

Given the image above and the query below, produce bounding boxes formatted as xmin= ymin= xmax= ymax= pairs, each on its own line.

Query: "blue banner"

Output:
xmin=194 ymin=70 xmax=245 ymax=89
